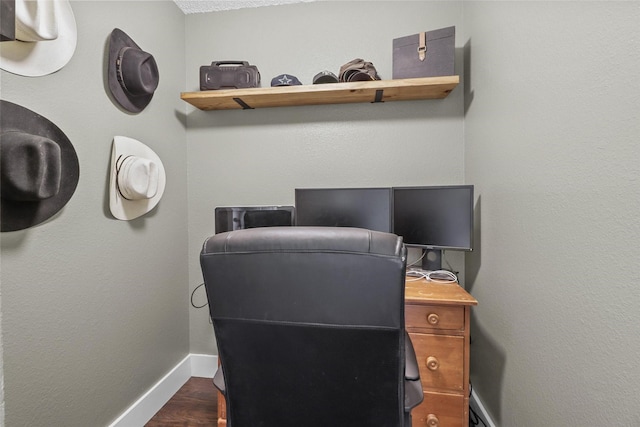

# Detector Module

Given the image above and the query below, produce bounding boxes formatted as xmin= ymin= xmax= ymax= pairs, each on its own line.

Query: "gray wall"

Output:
xmin=464 ymin=1 xmax=640 ymax=426
xmin=185 ymin=1 xmax=466 ymax=355
xmin=0 ymin=2 xmax=188 ymax=426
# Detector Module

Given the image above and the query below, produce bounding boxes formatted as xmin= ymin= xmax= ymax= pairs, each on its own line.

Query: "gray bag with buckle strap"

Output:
xmin=392 ymin=26 xmax=455 ymax=79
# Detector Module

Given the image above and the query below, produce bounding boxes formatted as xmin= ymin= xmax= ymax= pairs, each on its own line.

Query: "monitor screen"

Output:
xmin=392 ymin=185 xmax=474 ymax=251
xmin=295 ymin=188 xmax=392 ymax=232
xmin=215 ymin=206 xmax=295 ymax=234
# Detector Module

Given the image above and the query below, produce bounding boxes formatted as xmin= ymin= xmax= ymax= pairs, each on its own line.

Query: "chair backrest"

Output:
xmin=200 ymin=226 xmax=407 ymax=427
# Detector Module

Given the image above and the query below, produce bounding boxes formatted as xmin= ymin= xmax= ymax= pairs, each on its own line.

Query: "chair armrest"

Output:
xmin=405 ymin=331 xmax=419 ymax=381
xmin=404 ymin=376 xmax=424 ymax=411
xmin=404 ymin=331 xmax=424 ymax=411
xmin=213 ymin=365 xmax=226 ymax=395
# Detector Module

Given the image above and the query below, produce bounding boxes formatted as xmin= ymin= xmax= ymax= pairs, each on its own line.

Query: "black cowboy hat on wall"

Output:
xmin=107 ymin=28 xmax=159 ymax=113
xmin=0 ymin=100 xmax=80 ymax=232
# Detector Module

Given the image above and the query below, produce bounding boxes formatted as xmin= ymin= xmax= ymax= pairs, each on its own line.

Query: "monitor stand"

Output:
xmin=421 ymin=249 xmax=442 ymax=272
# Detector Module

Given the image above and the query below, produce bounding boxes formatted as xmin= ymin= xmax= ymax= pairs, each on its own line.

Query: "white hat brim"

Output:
xmin=109 ymin=136 xmax=166 ymax=221
xmin=0 ymin=0 xmax=77 ymax=77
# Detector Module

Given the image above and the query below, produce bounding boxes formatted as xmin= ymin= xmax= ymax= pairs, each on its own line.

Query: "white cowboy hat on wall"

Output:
xmin=0 ymin=0 xmax=77 ymax=76
xmin=109 ymin=136 xmax=166 ymax=221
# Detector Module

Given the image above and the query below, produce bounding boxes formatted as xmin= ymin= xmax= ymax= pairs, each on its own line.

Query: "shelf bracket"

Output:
xmin=233 ymin=97 xmax=254 ymax=110
xmin=372 ymin=89 xmax=384 ymax=103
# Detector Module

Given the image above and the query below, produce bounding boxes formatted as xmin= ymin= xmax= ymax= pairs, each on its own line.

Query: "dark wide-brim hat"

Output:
xmin=107 ymin=28 xmax=159 ymax=113
xmin=0 ymin=100 xmax=80 ymax=232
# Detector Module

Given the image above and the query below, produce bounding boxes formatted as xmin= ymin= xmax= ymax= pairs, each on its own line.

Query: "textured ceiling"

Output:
xmin=174 ymin=0 xmax=315 ymax=14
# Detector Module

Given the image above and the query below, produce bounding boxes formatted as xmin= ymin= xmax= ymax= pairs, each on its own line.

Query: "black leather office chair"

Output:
xmin=200 ymin=226 xmax=423 ymax=427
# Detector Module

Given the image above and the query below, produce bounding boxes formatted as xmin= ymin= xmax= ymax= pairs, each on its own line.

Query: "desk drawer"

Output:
xmin=409 ymin=333 xmax=464 ymax=392
xmin=411 ymin=391 xmax=465 ymax=427
xmin=406 ymin=304 xmax=464 ymax=331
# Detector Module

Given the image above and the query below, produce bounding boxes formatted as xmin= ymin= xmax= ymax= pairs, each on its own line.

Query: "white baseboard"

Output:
xmin=470 ymin=387 xmax=497 ymax=427
xmin=108 ymin=353 xmax=218 ymax=427
xmin=189 ymin=353 xmax=218 ymax=378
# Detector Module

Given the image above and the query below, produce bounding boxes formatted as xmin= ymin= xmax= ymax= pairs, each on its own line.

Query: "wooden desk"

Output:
xmin=405 ymin=278 xmax=477 ymax=427
xmin=216 ymin=278 xmax=477 ymax=427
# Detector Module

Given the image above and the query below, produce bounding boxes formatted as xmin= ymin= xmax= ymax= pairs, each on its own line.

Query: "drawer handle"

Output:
xmin=426 ymin=356 xmax=439 ymax=371
xmin=426 ymin=414 xmax=440 ymax=427
xmin=427 ymin=313 xmax=440 ymax=325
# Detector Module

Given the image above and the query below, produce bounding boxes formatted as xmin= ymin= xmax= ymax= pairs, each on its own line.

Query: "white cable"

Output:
xmin=407 ymin=250 xmax=426 ymax=268
xmin=406 ymin=268 xmax=458 ymax=284
xmin=426 ymin=269 xmax=458 ymax=283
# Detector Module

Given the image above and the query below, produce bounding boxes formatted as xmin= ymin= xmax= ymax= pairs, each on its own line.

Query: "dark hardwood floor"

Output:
xmin=145 ymin=377 xmax=218 ymax=426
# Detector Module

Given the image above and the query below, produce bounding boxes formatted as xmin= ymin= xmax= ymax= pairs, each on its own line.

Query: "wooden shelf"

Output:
xmin=180 ymin=76 xmax=459 ymax=111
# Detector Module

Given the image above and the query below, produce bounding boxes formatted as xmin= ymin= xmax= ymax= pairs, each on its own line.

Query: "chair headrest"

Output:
xmin=202 ymin=226 xmax=403 ymax=258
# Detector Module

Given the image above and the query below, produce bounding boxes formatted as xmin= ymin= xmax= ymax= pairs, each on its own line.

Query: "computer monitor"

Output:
xmin=215 ymin=206 xmax=295 ymax=234
xmin=295 ymin=188 xmax=393 ymax=233
xmin=393 ymin=185 xmax=474 ymax=271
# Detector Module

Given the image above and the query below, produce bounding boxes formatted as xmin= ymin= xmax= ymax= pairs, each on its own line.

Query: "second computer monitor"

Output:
xmin=393 ymin=185 xmax=474 ymax=270
xmin=295 ymin=187 xmax=393 ymax=233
